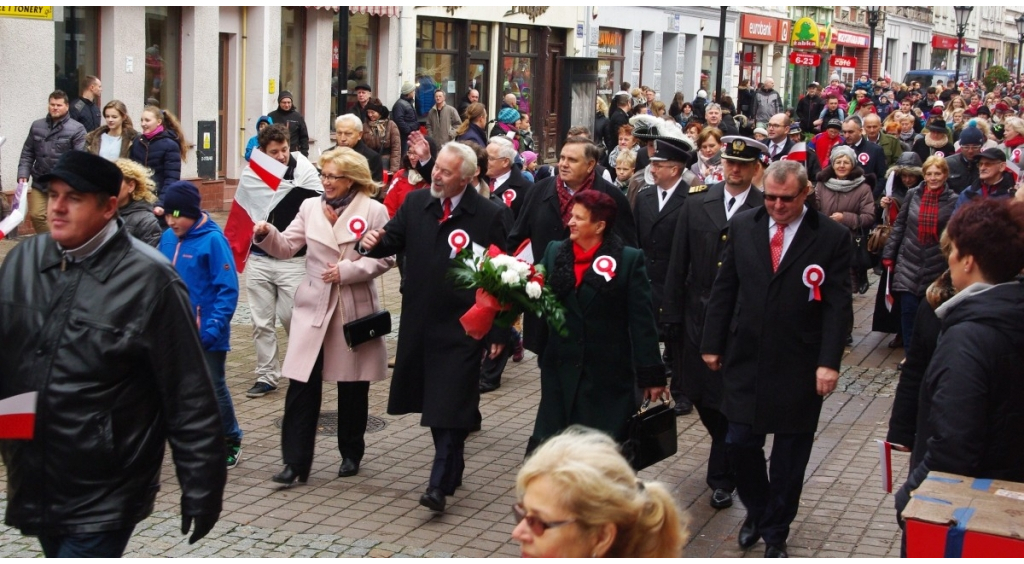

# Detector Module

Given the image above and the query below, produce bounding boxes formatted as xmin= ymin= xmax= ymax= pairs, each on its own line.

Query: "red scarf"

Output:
xmin=556 ymin=170 xmax=597 ymax=225
xmin=917 ymin=187 xmax=942 ymax=245
xmin=572 ymin=242 xmax=600 ymax=287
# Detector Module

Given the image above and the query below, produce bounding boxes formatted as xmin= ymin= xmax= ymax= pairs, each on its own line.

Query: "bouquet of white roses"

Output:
xmin=448 ymin=241 xmax=567 ymax=340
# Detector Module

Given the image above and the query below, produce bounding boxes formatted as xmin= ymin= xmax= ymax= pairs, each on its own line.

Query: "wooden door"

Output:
xmin=540 ymin=34 xmax=564 ymax=163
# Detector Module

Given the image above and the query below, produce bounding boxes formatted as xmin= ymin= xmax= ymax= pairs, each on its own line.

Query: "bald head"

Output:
xmin=764 ymin=78 xmax=775 ymax=89
xmin=863 ymin=113 xmax=882 ymax=141
xmin=504 ymin=93 xmax=517 ymax=108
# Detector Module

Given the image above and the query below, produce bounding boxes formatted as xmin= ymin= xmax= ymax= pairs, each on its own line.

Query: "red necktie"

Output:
xmin=439 ymin=197 xmax=452 ymax=224
xmin=489 ymin=178 xmax=496 ymax=194
xmin=771 ymin=223 xmax=787 ymax=272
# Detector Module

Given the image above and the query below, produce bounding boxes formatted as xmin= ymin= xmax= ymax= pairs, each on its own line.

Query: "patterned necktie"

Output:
xmin=771 ymin=144 xmax=779 ymax=158
xmin=439 ymin=198 xmax=452 ymax=224
xmin=771 ymin=223 xmax=787 ymax=272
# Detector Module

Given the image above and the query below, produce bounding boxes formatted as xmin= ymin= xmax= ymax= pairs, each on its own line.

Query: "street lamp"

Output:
xmin=1016 ymin=13 xmax=1024 ymax=81
xmin=866 ymin=7 xmax=880 ymax=81
xmin=953 ymin=6 xmax=973 ymax=85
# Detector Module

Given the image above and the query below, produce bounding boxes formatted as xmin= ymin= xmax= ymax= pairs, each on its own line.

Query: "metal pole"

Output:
xmin=337 ymin=8 xmax=350 ymax=119
xmin=955 ymin=34 xmax=963 ymax=85
xmin=868 ymin=24 xmax=876 ymax=80
xmin=1018 ymin=39 xmax=1023 ymax=80
xmin=715 ymin=7 xmax=726 ymax=104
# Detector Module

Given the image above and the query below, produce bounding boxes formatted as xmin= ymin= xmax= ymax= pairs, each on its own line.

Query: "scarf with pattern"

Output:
xmin=556 ymin=170 xmax=596 ymax=225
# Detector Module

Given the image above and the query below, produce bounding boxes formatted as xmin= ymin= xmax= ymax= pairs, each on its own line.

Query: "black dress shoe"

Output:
xmin=338 ymin=458 xmax=359 ymax=477
xmin=673 ymin=398 xmax=693 ymax=416
xmin=272 ymin=464 xmax=309 ymax=486
xmin=738 ymin=514 xmax=760 ymax=549
xmin=419 ymin=487 xmax=446 ymax=512
xmin=858 ymin=280 xmax=870 ymax=295
xmin=765 ymin=543 xmax=788 ymax=558
xmin=888 ymin=335 xmax=903 ymax=349
xmin=710 ymin=488 xmax=734 ymax=509
xmin=479 ymin=381 xmax=500 ymax=393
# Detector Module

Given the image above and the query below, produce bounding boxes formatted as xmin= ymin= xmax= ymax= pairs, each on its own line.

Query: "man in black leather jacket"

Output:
xmin=0 ymin=151 xmax=226 ymax=557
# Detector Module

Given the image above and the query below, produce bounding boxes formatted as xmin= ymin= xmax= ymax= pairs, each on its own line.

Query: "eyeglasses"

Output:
xmin=764 ymin=193 xmax=801 ymax=203
xmin=487 ymin=155 xmax=509 ymax=162
xmin=319 ymin=173 xmax=347 ymax=182
xmin=512 ymin=503 xmax=575 ymax=536
xmin=960 ymin=144 xmax=981 ymax=150
xmin=767 ymin=123 xmax=786 ymax=128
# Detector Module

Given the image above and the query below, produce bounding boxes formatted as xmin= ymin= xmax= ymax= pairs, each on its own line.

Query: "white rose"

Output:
xmin=501 ymin=270 xmax=521 ymax=285
xmin=526 ymin=281 xmax=542 ymax=299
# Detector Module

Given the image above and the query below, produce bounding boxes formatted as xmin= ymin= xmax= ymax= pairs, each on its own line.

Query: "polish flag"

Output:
xmin=0 ymin=181 xmax=28 ymax=241
xmin=782 ymin=142 xmax=807 ymax=163
xmin=876 ymin=439 xmax=893 ymax=493
xmin=223 ymin=150 xmax=289 ymax=272
xmin=0 ymin=392 xmax=37 ymax=440
xmin=885 ymin=266 xmax=894 ymax=311
xmin=1006 ymin=160 xmax=1020 ymax=183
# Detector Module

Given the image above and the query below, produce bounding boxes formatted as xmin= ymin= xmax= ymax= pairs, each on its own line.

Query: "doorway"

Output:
xmin=218 ymin=33 xmax=229 ymax=178
xmin=541 ymin=34 xmax=564 ymax=162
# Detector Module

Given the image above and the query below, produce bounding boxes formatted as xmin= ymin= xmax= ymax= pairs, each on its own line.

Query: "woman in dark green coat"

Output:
xmin=529 ymin=190 xmax=667 ymax=452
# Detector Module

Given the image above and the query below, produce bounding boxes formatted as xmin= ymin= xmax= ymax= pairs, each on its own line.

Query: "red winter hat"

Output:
xmin=995 ymin=102 xmax=1011 ymax=113
xmin=930 ymin=106 xmax=944 ymax=116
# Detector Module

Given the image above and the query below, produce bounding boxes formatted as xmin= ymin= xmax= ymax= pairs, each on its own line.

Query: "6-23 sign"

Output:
xmin=789 ymin=52 xmax=821 ymax=67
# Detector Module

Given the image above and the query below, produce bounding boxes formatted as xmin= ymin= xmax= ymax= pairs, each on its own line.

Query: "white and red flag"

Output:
xmin=0 ymin=392 xmax=37 ymax=440
xmin=781 ymin=142 xmax=808 ymax=162
xmin=0 ymin=181 xmax=28 ymax=241
xmin=876 ymin=439 xmax=893 ymax=493
xmin=223 ymin=150 xmax=322 ymax=272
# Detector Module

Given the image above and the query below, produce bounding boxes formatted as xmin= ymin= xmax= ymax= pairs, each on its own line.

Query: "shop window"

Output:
xmin=597 ymin=28 xmax=625 ymax=104
xmin=332 ymin=12 xmax=379 ymax=125
xmin=280 ymin=7 xmax=306 ymax=112
xmin=54 ymin=6 xmax=99 ymax=97
xmin=145 ymin=7 xmax=181 ymax=115
xmin=416 ymin=18 xmax=458 ymax=115
xmin=702 ymin=37 xmax=719 ymax=98
xmin=885 ymin=39 xmax=898 ymax=76
xmin=503 ymin=25 xmax=536 ymax=115
xmin=739 ymin=43 xmax=763 ymax=90
xmin=469 ymin=22 xmax=489 ymax=52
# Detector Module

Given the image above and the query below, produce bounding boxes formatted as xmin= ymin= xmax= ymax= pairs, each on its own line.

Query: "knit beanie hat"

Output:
xmin=497 ymin=107 xmax=520 ymax=124
xmin=162 ymin=181 xmax=202 ymax=220
xmin=278 ymin=90 xmax=293 ymax=103
xmin=959 ymin=121 xmax=985 ymax=145
xmin=400 ymin=81 xmax=416 ymax=95
xmin=830 ymin=145 xmax=857 ymax=166
xmin=522 ymin=150 xmax=538 ymax=168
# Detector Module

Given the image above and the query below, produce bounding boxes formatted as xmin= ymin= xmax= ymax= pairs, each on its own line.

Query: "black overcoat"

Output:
xmin=532 ymin=237 xmax=665 ymax=445
xmin=363 ymin=187 xmax=511 ymax=428
xmin=508 ymin=174 xmax=638 ymax=353
xmin=491 ymin=166 xmax=534 ymax=221
xmin=660 ymin=183 xmax=764 ymax=406
xmin=634 ymin=180 xmax=689 ymax=319
xmin=700 ymin=206 xmax=852 ymax=434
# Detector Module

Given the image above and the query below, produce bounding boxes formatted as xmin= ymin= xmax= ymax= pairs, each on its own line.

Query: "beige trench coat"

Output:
xmin=256 ymin=192 xmax=394 ymax=383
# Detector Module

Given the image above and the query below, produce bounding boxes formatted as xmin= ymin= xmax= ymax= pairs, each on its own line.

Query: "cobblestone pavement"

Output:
xmin=0 ymin=227 xmax=910 ymax=557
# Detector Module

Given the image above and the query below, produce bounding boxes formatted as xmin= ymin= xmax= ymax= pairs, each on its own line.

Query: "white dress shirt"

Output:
xmin=768 ymin=206 xmax=809 ymax=261
xmin=724 ymin=186 xmax=752 ymax=221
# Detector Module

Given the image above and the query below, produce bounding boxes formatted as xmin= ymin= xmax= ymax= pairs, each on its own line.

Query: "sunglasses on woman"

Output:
xmin=512 ymin=503 xmax=575 ymax=536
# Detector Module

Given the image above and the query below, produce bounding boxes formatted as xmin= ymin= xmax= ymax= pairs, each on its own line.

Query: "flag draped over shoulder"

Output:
xmin=223 ymin=150 xmax=322 ymax=272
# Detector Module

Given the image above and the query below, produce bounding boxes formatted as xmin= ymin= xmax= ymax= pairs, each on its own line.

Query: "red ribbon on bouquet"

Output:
xmin=459 ymin=288 xmax=511 ymax=340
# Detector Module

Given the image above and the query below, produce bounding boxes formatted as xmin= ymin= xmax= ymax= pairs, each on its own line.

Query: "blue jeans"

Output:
xmin=203 ymin=349 xmax=242 ymax=445
xmin=38 ymin=527 xmax=135 ymax=557
xmin=899 ymin=292 xmax=921 ymax=348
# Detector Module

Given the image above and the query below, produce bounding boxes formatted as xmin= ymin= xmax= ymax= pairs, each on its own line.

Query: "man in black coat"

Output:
xmin=268 ymin=91 xmax=309 ymax=156
xmin=392 ymin=82 xmax=420 ymax=156
xmin=701 ymin=160 xmax=852 ymax=558
xmin=634 ymin=138 xmax=695 ymax=416
xmin=508 ymin=137 xmax=638 ymax=354
xmin=661 ymin=136 xmax=767 ymax=511
xmin=69 ymin=75 xmax=102 ymax=133
xmin=331 ymin=113 xmax=384 ymax=183
xmin=359 ymin=142 xmax=512 ymax=513
xmin=795 ymin=82 xmax=823 ymax=137
xmin=842 ymin=116 xmax=888 ymax=196
xmin=479 ymin=136 xmax=534 ymax=392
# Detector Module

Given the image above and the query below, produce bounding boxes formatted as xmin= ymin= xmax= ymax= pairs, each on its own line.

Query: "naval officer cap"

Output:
xmin=721 ymin=136 xmax=768 ymax=163
xmin=650 ymin=138 xmax=692 ymax=163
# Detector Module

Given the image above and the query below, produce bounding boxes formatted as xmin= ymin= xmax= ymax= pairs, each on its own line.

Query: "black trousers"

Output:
xmin=429 ymin=427 xmax=469 ymax=495
xmin=726 ymin=422 xmax=814 ymax=546
xmin=666 ymin=339 xmax=688 ymax=404
xmin=479 ymin=333 xmax=513 ymax=388
xmin=696 ymin=403 xmax=735 ymax=492
xmin=39 ymin=528 xmax=135 ymax=558
xmin=281 ymin=349 xmax=370 ymax=471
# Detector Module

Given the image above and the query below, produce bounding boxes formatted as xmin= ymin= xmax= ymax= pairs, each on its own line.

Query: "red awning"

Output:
xmin=308 ymin=6 xmax=401 ymax=17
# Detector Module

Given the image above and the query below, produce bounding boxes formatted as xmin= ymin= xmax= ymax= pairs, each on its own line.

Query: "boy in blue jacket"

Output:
xmin=158 ymin=180 xmax=243 ymax=469
xmin=244 ymin=115 xmax=273 ymax=161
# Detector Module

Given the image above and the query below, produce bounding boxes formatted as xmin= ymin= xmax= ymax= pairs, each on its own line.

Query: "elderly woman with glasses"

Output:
xmin=253 ymin=147 xmax=395 ymax=486
xmin=513 ymin=427 xmax=686 ymax=557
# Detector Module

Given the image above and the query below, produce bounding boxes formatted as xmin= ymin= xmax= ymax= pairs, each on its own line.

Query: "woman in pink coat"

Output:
xmin=254 ymin=147 xmax=395 ymax=485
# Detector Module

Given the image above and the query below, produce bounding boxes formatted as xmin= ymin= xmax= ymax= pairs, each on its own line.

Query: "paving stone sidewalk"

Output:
xmin=0 ymin=230 xmax=910 ymax=557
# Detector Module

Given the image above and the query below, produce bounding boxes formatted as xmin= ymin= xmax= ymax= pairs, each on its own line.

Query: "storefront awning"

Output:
xmin=308 ymin=6 xmax=402 ymax=17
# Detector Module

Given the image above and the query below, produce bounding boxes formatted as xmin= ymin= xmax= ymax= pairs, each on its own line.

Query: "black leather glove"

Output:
xmin=181 ymin=513 xmax=218 ymax=544
xmin=659 ymin=323 xmax=681 ymax=341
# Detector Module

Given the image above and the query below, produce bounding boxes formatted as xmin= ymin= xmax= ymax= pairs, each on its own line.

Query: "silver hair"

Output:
xmin=334 ymin=113 xmax=362 ymax=130
xmin=843 ymin=115 xmax=863 ymax=129
xmin=440 ymin=142 xmax=479 ymax=179
xmin=706 ymin=103 xmax=722 ymax=113
xmin=487 ymin=136 xmax=517 ymax=161
xmin=764 ymin=159 xmax=808 ymax=191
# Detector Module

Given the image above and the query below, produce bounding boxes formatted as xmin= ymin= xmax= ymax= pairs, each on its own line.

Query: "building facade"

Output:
xmin=882 ymin=7 xmax=933 ymax=83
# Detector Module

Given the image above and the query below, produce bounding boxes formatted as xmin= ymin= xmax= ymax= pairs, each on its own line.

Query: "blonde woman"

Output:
xmin=114 ymin=158 xmax=161 ymax=246
xmin=254 ymin=147 xmax=394 ymax=485
xmin=513 ymin=427 xmax=686 ymax=557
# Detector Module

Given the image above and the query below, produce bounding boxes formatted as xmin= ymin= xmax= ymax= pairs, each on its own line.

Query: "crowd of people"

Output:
xmin=1 ymin=70 xmax=1023 ymax=558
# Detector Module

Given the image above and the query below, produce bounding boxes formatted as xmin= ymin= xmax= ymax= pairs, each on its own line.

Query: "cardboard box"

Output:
xmin=903 ymin=471 xmax=1024 ymax=557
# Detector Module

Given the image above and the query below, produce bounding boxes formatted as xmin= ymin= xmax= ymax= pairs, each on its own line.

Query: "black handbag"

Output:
xmin=342 ymin=310 xmax=391 ymax=348
xmin=851 ymin=227 xmax=874 ymax=270
xmin=621 ymin=399 xmax=677 ymax=471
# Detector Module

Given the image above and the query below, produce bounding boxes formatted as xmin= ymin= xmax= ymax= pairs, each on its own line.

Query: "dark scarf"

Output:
xmin=917 ymin=186 xmax=942 ymax=245
xmin=555 ymin=170 xmax=597 ymax=225
xmin=322 ymin=190 xmax=357 ymax=225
